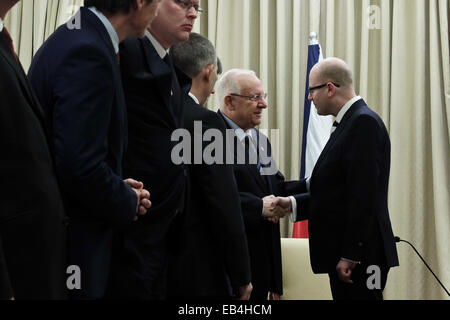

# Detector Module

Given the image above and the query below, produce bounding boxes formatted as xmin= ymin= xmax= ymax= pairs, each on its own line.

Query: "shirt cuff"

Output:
xmin=340 ymin=257 xmax=361 ymax=264
xmin=289 ymin=196 xmax=297 ymax=222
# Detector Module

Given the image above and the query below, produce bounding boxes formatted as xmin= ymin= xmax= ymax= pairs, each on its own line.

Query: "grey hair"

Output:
xmin=171 ymin=33 xmax=217 ymax=78
xmin=216 ymin=69 xmax=257 ymax=109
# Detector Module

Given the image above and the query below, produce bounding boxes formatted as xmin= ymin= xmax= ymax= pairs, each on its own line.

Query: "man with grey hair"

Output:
xmin=168 ymin=33 xmax=252 ymax=300
xmin=275 ymin=57 xmax=399 ymax=300
xmin=216 ymin=69 xmax=307 ymax=300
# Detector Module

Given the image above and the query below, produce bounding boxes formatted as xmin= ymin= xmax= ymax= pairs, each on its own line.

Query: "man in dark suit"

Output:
xmin=216 ymin=69 xmax=307 ymax=300
xmin=106 ymin=0 xmax=199 ymax=299
xmin=28 ymin=0 xmax=156 ymax=299
xmin=0 ymin=0 xmax=66 ymax=300
xmin=275 ymin=58 xmax=399 ymax=300
xmin=167 ymin=33 xmax=252 ymax=300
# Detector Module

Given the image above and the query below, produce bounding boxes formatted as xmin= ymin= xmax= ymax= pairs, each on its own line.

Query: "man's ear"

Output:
xmin=224 ymin=95 xmax=235 ymax=111
xmin=203 ymin=64 xmax=214 ymax=81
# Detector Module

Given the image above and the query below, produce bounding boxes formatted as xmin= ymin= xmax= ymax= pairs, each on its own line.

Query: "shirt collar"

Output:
xmin=335 ymin=96 xmax=362 ymax=124
xmin=145 ymin=30 xmax=169 ymax=59
xmin=88 ymin=7 xmax=119 ymax=54
xmin=0 ymin=18 xmax=4 ymax=32
xmin=221 ymin=112 xmax=255 ymax=142
xmin=188 ymin=92 xmax=200 ymax=105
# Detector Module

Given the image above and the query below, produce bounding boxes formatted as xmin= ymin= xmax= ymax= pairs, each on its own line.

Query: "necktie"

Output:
xmin=116 ymin=52 xmax=120 ymax=64
xmin=1 ymin=27 xmax=18 ymax=60
xmin=244 ymin=134 xmax=262 ymax=172
xmin=331 ymin=121 xmax=339 ymax=133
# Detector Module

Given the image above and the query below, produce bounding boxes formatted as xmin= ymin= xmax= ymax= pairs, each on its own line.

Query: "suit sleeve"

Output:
xmin=0 ymin=236 xmax=13 ymax=299
xmin=51 ymin=45 xmax=137 ymax=225
xmin=199 ymin=113 xmax=251 ymax=287
xmin=341 ymin=115 xmax=384 ymax=261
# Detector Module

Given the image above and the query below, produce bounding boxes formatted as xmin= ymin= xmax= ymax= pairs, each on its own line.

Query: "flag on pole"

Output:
xmin=292 ymin=33 xmax=333 ymax=238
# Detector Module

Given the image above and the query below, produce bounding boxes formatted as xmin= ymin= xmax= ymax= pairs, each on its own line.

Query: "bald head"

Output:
xmin=308 ymin=57 xmax=357 ymax=116
xmin=311 ymin=57 xmax=354 ymax=89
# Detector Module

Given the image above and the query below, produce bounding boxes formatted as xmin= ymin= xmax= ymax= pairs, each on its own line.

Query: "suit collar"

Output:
xmin=80 ymin=7 xmax=117 ymax=59
xmin=145 ymin=30 xmax=169 ymax=59
xmin=335 ymin=96 xmax=362 ymax=124
xmin=86 ymin=6 xmax=119 ymax=54
xmin=188 ymin=92 xmax=200 ymax=105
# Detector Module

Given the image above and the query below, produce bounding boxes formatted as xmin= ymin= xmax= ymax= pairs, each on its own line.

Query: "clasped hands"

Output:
xmin=262 ymin=195 xmax=293 ymax=223
xmin=124 ymin=178 xmax=152 ymax=221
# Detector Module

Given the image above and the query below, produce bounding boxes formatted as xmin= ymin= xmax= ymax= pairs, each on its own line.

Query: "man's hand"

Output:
xmin=233 ymin=283 xmax=253 ymax=300
xmin=271 ymin=196 xmax=293 ymax=213
xmin=125 ymin=179 xmax=152 ymax=221
xmin=263 ymin=195 xmax=291 ymax=223
xmin=336 ymin=259 xmax=357 ymax=284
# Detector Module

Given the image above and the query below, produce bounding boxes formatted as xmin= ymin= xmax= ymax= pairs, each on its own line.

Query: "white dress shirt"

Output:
xmin=0 ymin=18 xmax=4 ymax=32
xmin=188 ymin=92 xmax=200 ymax=105
xmin=145 ymin=30 xmax=169 ymax=59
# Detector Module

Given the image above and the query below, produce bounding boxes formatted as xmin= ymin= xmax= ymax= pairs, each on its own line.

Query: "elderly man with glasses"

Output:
xmin=105 ymin=0 xmax=200 ymax=299
xmin=216 ymin=69 xmax=308 ymax=300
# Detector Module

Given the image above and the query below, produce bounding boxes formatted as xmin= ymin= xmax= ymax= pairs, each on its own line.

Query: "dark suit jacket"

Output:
xmin=0 ymin=30 xmax=66 ymax=299
xmin=295 ymin=99 xmax=399 ymax=274
xmin=106 ymin=36 xmax=191 ymax=299
xmin=218 ymin=111 xmax=307 ymax=299
xmin=167 ymin=96 xmax=251 ymax=299
xmin=28 ymin=8 xmax=137 ymax=299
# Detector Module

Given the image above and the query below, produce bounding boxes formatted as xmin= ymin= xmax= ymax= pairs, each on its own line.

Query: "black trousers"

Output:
xmin=328 ymin=265 xmax=389 ymax=300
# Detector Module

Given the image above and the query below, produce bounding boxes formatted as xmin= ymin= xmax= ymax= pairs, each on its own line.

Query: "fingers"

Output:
xmin=336 ymin=261 xmax=355 ymax=284
xmin=125 ymin=178 xmax=143 ymax=190
xmin=127 ymin=180 xmax=152 ymax=221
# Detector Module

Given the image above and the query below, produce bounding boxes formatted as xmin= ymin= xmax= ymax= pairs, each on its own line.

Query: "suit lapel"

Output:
xmin=312 ymin=99 xmax=366 ymax=177
xmin=0 ymin=37 xmax=47 ymax=127
xmin=218 ymin=111 xmax=270 ymax=193
xmin=141 ymin=37 xmax=178 ymax=127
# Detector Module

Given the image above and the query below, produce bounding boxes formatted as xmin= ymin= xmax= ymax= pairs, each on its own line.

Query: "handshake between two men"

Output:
xmin=262 ymin=195 xmax=294 ymax=224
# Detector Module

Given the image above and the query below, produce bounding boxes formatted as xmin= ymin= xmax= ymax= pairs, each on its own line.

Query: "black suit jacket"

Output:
xmin=218 ymin=111 xmax=307 ymax=299
xmin=167 ymin=96 xmax=251 ymax=299
xmin=106 ymin=36 xmax=191 ymax=298
xmin=28 ymin=8 xmax=138 ymax=299
xmin=0 ymin=30 xmax=66 ymax=299
xmin=295 ymin=99 xmax=399 ymax=274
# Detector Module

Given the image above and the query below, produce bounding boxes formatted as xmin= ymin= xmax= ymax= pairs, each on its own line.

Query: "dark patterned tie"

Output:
xmin=1 ymin=27 xmax=18 ymax=60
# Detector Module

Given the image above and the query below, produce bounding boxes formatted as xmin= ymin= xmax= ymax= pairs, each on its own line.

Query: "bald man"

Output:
xmin=275 ymin=58 xmax=399 ymax=300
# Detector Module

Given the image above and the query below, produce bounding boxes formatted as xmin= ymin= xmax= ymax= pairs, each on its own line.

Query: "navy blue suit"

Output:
xmin=294 ymin=99 xmax=399 ymax=300
xmin=105 ymin=36 xmax=191 ymax=299
xmin=28 ymin=7 xmax=137 ymax=299
xmin=218 ymin=111 xmax=307 ymax=300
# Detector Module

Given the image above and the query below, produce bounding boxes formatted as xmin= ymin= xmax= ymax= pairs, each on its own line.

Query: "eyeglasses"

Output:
xmin=230 ymin=93 xmax=268 ymax=102
xmin=174 ymin=0 xmax=204 ymax=15
xmin=308 ymin=82 xmax=340 ymax=93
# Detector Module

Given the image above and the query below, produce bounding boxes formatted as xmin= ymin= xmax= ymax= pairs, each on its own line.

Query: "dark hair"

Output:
xmin=84 ymin=0 xmax=152 ymax=15
xmin=171 ymin=33 xmax=217 ymax=79
xmin=217 ymin=57 xmax=222 ymax=75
